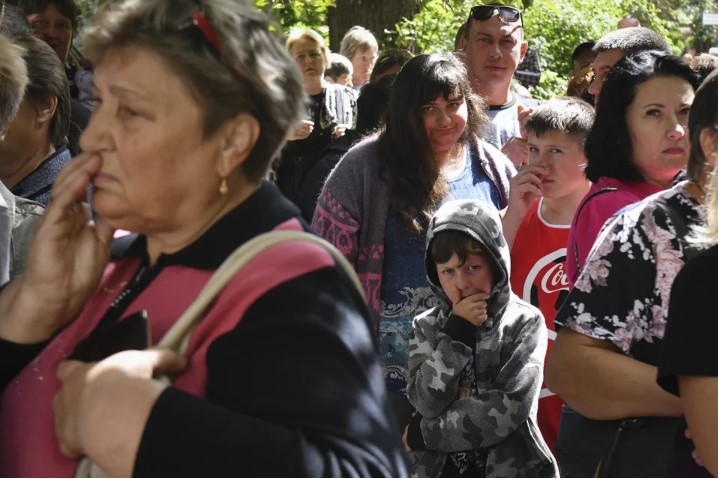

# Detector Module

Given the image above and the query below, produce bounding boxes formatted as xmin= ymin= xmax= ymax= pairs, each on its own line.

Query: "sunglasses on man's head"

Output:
xmin=470 ymin=5 xmax=522 ymax=25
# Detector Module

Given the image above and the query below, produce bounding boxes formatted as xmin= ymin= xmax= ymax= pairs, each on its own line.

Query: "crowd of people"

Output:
xmin=0 ymin=0 xmax=716 ymax=477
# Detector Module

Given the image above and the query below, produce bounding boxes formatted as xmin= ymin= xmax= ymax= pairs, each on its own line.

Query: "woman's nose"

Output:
xmin=79 ymin=109 xmax=107 ymax=153
xmin=668 ymin=121 xmax=685 ymax=140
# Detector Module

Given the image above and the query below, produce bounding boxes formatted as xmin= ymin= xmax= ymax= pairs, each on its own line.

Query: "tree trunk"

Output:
xmin=327 ymin=0 xmax=418 ymax=51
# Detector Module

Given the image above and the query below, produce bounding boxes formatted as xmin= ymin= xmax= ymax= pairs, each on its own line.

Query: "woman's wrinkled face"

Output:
xmin=627 ymin=75 xmax=694 ymax=187
xmin=80 ymin=46 xmax=224 ymax=233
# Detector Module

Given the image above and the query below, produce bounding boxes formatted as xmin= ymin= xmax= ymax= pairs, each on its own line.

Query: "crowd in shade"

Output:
xmin=0 ymin=0 xmax=716 ymax=477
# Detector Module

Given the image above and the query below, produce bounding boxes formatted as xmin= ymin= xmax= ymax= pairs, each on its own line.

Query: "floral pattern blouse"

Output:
xmin=554 ymin=182 xmax=706 ymax=366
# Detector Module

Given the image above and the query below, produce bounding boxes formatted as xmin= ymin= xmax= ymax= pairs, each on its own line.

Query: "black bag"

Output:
xmin=556 ymin=405 xmax=682 ymax=478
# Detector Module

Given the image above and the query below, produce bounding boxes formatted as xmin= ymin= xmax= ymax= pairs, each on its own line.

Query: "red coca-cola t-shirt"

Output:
xmin=510 ymin=198 xmax=570 ymax=455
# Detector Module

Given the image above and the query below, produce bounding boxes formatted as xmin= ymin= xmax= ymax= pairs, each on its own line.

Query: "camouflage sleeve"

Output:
xmin=419 ymin=312 xmax=547 ymax=452
xmin=407 ymin=309 xmax=474 ymax=419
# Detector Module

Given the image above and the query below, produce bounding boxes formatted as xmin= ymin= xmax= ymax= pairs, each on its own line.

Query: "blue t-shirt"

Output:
xmin=378 ymin=148 xmax=500 ymax=394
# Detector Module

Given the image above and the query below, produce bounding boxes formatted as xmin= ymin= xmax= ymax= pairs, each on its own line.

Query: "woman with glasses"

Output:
xmin=0 ymin=0 xmax=407 ymax=476
xmin=546 ymin=51 xmax=701 ymax=477
xmin=275 ymin=28 xmax=357 ymax=221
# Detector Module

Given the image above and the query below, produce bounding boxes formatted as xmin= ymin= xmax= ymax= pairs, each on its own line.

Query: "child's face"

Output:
xmin=527 ymin=130 xmax=589 ymax=200
xmin=436 ymin=252 xmax=495 ymax=305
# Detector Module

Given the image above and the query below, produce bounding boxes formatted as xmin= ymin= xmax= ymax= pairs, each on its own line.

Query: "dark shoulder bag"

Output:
xmin=593 ymin=199 xmax=701 ymax=478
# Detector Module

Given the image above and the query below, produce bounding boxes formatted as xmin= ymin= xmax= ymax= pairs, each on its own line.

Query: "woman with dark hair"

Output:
xmin=0 ymin=32 xmax=44 ymax=283
xmin=0 ymin=32 xmax=71 ymax=205
xmin=313 ymin=53 xmax=514 ymax=422
xmin=657 ymin=69 xmax=718 ymax=476
xmin=565 ymin=50 xmax=699 ymax=286
xmin=546 ymin=51 xmax=703 ymax=477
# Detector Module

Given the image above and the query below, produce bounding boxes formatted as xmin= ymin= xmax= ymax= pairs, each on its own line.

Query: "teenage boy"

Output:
xmin=404 ymin=199 xmax=558 ymax=477
xmin=501 ymin=97 xmax=594 ymax=453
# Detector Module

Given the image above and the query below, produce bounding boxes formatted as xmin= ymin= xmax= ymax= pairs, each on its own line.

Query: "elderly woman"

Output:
xmin=564 ymin=51 xmax=698 ymax=286
xmin=0 ymin=33 xmax=71 ymax=206
xmin=547 ymin=51 xmax=702 ymax=477
xmin=0 ymin=33 xmax=45 ymax=283
xmin=0 ymin=0 xmax=406 ymax=476
xmin=340 ymin=25 xmax=379 ymax=89
xmin=312 ymin=53 xmax=514 ymax=426
xmin=657 ymin=69 xmax=718 ymax=476
xmin=275 ymin=28 xmax=357 ymax=221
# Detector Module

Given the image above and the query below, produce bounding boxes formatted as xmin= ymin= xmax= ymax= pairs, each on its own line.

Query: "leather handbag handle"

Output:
xmin=158 ymin=230 xmax=365 ymax=356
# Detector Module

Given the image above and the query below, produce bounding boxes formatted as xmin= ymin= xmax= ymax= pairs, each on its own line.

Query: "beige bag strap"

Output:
xmin=77 ymin=230 xmax=362 ymax=478
xmin=157 ymin=230 xmax=364 ymax=355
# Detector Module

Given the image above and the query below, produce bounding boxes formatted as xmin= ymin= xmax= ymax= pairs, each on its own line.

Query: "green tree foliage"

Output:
xmin=394 ymin=0 xmax=465 ymax=53
xmin=72 ymin=0 xmax=706 ymax=100
xmin=255 ymin=0 xmax=335 ymax=38
xmin=395 ymin=0 xmax=700 ymax=99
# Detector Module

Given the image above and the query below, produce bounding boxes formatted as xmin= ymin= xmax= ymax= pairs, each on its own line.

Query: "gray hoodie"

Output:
xmin=407 ymin=199 xmax=558 ymax=477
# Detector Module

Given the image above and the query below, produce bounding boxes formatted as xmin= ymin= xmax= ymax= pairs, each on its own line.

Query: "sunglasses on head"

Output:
xmin=470 ymin=5 xmax=522 ymax=25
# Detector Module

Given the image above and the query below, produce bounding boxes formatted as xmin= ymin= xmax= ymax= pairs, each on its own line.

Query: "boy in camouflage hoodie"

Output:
xmin=404 ymin=199 xmax=558 ymax=477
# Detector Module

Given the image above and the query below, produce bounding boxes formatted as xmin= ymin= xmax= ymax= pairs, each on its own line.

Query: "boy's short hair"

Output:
xmin=525 ymin=97 xmax=595 ymax=143
xmin=593 ymin=27 xmax=669 ymax=56
xmin=430 ymin=230 xmax=484 ymax=266
xmin=430 ymin=230 xmax=502 ymax=281
xmin=371 ymin=48 xmax=413 ymax=82
xmin=571 ymin=41 xmax=595 ymax=64
xmin=325 ymin=52 xmax=352 ymax=81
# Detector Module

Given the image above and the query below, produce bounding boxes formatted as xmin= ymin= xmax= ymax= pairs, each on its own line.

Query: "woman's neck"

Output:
xmin=305 ymin=77 xmax=325 ymax=96
xmin=436 ymin=143 xmax=466 ymax=177
xmin=145 ymin=179 xmax=260 ymax=265
xmin=2 ymin=142 xmax=56 ymax=189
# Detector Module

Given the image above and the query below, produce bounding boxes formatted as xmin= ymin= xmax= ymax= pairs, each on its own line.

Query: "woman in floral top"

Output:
xmin=546 ymin=51 xmax=704 ymax=477
xmin=657 ymin=70 xmax=718 ymax=477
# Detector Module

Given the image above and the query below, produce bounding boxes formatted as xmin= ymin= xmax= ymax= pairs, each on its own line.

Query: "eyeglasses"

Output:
xmin=470 ymin=5 xmax=522 ymax=25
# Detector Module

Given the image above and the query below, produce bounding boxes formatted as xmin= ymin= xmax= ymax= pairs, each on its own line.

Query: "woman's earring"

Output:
xmin=219 ymin=177 xmax=228 ymax=195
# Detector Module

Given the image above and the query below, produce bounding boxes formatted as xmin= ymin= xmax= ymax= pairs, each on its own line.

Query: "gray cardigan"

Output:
xmin=311 ymin=134 xmax=515 ymax=319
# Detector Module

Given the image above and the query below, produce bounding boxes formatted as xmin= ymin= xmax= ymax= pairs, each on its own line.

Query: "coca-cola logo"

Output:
xmin=520 ymin=248 xmax=569 ymax=322
xmin=540 ymin=262 xmax=569 ymax=294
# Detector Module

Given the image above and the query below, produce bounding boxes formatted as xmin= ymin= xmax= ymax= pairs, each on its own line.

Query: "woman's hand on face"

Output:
xmin=287 ymin=120 xmax=314 ymax=141
xmin=53 ymin=349 xmax=186 ymax=473
xmin=506 ymin=164 xmax=547 ymax=217
xmin=0 ymin=154 xmax=116 ymax=343
xmin=452 ymin=292 xmax=491 ymax=327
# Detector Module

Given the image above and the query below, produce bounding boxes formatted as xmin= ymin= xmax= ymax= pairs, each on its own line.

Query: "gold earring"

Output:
xmin=219 ymin=177 xmax=228 ymax=195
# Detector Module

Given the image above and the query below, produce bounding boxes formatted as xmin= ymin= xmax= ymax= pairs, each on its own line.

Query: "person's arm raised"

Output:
xmin=501 ymin=164 xmax=546 ymax=249
xmin=0 ymin=154 xmax=115 ymax=344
